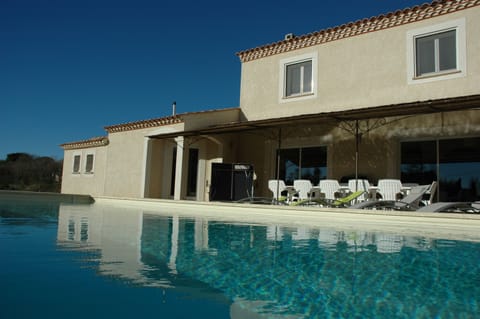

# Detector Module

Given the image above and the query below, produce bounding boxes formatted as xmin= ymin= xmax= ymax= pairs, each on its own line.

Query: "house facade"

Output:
xmin=61 ymin=0 xmax=480 ymax=203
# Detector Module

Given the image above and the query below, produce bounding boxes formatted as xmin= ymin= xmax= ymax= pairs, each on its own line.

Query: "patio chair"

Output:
xmin=348 ymin=179 xmax=370 ymax=202
xmin=268 ymin=179 xmax=287 ymax=202
xmin=351 ymin=184 xmax=430 ymax=211
xmin=376 ymin=179 xmax=403 ymax=201
xmin=319 ymin=179 xmax=343 ymax=202
xmin=293 ymin=179 xmax=314 ymax=201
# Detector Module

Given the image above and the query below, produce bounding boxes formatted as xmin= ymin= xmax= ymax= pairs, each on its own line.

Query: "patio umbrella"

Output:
xmin=338 ymin=119 xmax=387 ymax=191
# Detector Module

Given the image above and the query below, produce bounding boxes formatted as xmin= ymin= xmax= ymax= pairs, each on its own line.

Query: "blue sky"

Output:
xmin=1 ymin=0 xmax=429 ymax=160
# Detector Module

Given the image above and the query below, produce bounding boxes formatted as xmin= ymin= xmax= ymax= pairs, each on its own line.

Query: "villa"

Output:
xmin=61 ymin=0 xmax=480 ymax=203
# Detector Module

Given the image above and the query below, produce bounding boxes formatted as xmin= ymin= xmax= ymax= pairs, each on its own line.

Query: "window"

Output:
xmin=285 ymin=60 xmax=312 ymax=97
xmin=415 ymin=30 xmax=456 ymax=77
xmin=85 ymin=154 xmax=94 ymax=173
xmin=276 ymin=146 xmax=327 ymax=185
xmin=73 ymin=155 xmax=81 ymax=173
xmin=407 ymin=18 xmax=465 ymax=84
xmin=279 ymin=53 xmax=317 ymax=102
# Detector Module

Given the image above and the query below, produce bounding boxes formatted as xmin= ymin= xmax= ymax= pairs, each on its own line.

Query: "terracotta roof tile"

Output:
xmin=104 ymin=115 xmax=183 ymax=133
xmin=236 ymin=0 xmax=480 ymax=62
xmin=103 ymin=107 xmax=240 ymax=133
xmin=60 ymin=136 xmax=109 ymax=150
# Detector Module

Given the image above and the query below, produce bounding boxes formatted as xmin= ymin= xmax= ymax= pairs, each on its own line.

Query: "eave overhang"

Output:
xmin=150 ymin=94 xmax=480 ymax=139
xmin=60 ymin=136 xmax=109 ymax=150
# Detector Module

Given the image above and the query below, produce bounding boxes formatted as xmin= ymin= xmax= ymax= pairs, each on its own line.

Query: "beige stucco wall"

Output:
xmin=182 ymin=108 xmax=240 ymax=130
xmin=103 ymin=123 xmax=184 ymax=198
xmin=61 ymin=146 xmax=108 ymax=196
xmin=239 ymin=7 xmax=480 ymax=121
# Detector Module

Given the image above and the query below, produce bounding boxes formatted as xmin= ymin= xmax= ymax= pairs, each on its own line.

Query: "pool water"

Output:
xmin=1 ymin=196 xmax=479 ymax=318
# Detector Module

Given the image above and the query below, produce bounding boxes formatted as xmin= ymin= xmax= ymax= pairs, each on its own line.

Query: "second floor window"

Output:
xmin=285 ymin=60 xmax=313 ymax=97
xmin=415 ymin=30 xmax=456 ymax=77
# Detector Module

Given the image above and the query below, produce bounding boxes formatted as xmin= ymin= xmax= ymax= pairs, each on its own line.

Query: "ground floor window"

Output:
xmin=85 ymin=153 xmax=94 ymax=173
xmin=73 ymin=154 xmax=81 ymax=173
xmin=401 ymin=137 xmax=480 ymax=202
xmin=276 ymin=146 xmax=327 ymax=185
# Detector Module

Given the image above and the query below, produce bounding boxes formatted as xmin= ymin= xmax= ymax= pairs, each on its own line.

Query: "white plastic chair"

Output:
xmin=268 ymin=179 xmax=287 ymax=200
xmin=293 ymin=179 xmax=313 ymax=201
xmin=319 ymin=179 xmax=341 ymax=201
xmin=348 ymin=179 xmax=370 ymax=202
xmin=377 ymin=179 xmax=403 ymax=201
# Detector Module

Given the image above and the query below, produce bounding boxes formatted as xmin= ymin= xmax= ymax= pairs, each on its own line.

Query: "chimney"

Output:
xmin=172 ymin=101 xmax=176 ymax=116
xmin=284 ymin=33 xmax=295 ymax=40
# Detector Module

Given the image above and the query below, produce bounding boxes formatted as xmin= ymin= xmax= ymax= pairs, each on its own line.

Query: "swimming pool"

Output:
xmin=1 ymin=194 xmax=479 ymax=318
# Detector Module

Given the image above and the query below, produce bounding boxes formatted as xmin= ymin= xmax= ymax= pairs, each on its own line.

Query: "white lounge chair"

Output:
xmin=351 ymin=184 xmax=431 ymax=211
xmin=421 ymin=181 xmax=437 ymax=206
xmin=417 ymin=202 xmax=480 ymax=213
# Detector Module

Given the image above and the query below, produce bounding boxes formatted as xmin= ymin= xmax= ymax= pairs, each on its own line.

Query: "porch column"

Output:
xmin=141 ymin=137 xmax=153 ymax=198
xmin=174 ymin=136 xmax=188 ymax=200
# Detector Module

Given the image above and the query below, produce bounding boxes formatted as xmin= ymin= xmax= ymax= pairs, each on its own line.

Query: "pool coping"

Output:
xmin=93 ymin=196 xmax=480 ymax=242
xmin=0 ymin=190 xmax=94 ymax=204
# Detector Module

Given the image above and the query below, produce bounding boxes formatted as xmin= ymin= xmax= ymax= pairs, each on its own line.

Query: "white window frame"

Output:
xmin=84 ymin=151 xmax=95 ymax=174
xmin=279 ymin=52 xmax=317 ymax=103
xmin=407 ymin=18 xmax=466 ymax=84
xmin=72 ymin=152 xmax=81 ymax=174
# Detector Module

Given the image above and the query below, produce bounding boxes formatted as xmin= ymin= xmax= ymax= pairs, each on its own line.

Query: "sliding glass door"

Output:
xmin=401 ymin=137 xmax=480 ymax=202
xmin=277 ymin=146 xmax=327 ymax=186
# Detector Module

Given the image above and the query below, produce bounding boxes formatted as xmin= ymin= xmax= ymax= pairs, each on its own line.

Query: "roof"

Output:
xmin=236 ymin=0 xmax=480 ymax=63
xmin=60 ymin=136 xmax=109 ymax=150
xmin=103 ymin=107 xmax=240 ymax=133
xmin=104 ymin=115 xmax=183 ymax=133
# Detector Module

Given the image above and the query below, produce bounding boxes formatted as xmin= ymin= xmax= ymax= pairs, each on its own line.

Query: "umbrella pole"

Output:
xmin=355 ymin=120 xmax=359 ymax=191
xmin=276 ymin=128 xmax=282 ymax=202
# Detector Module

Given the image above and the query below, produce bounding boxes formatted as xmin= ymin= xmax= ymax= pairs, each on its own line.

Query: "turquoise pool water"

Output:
xmin=1 ymin=195 xmax=479 ymax=318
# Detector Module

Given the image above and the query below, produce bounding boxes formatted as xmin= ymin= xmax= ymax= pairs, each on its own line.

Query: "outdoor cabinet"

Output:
xmin=209 ymin=163 xmax=254 ymax=201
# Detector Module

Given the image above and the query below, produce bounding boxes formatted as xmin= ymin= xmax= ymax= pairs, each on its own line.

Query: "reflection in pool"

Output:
xmin=1 ymin=197 xmax=480 ymax=318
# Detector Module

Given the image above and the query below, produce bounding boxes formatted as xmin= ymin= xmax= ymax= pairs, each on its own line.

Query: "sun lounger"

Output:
xmin=348 ymin=179 xmax=370 ymax=202
xmin=351 ymin=184 xmax=430 ymax=211
xmin=329 ymin=190 xmax=366 ymax=207
xmin=416 ymin=202 xmax=480 ymax=213
xmin=292 ymin=190 xmax=365 ymax=207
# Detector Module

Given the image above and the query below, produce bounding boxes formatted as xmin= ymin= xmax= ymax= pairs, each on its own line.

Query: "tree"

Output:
xmin=0 ymin=153 xmax=63 ymax=192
